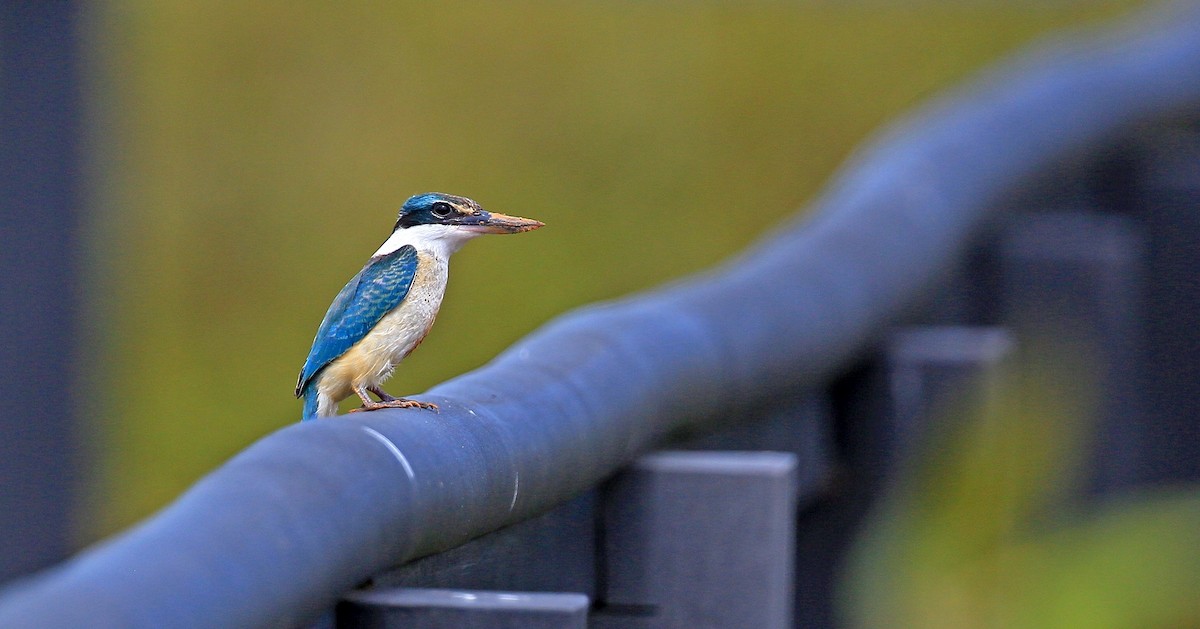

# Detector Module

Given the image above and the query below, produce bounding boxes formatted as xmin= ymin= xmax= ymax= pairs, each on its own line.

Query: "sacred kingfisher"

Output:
xmin=296 ymin=193 xmax=543 ymax=420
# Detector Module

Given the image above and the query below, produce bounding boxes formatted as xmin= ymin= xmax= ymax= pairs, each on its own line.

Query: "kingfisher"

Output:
xmin=296 ymin=193 xmax=543 ymax=420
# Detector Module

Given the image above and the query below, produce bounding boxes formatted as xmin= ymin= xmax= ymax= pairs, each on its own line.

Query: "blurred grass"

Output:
xmin=85 ymin=1 xmax=1143 ymax=539
xmin=843 ymin=355 xmax=1200 ymax=629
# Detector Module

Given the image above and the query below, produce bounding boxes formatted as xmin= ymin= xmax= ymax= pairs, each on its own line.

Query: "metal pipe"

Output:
xmin=3 ymin=4 xmax=1199 ymax=628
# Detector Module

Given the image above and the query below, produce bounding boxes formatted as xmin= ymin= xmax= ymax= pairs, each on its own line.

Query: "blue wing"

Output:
xmin=295 ymin=245 xmax=419 ymax=397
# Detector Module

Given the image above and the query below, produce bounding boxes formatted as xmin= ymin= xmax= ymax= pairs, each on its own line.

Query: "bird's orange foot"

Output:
xmin=350 ymin=399 xmax=439 ymax=413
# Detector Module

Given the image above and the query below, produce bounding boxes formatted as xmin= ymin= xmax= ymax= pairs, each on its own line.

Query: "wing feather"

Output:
xmin=295 ymin=245 xmax=419 ymax=397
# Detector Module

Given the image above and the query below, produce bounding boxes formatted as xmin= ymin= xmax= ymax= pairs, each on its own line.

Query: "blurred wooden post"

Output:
xmin=1133 ymin=124 xmax=1200 ymax=484
xmin=0 ymin=1 xmax=85 ymax=584
xmin=998 ymin=211 xmax=1146 ymax=494
xmin=883 ymin=327 xmax=1015 ymax=458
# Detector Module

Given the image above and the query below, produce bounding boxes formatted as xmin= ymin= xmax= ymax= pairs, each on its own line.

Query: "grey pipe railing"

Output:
xmin=3 ymin=4 xmax=1200 ymax=628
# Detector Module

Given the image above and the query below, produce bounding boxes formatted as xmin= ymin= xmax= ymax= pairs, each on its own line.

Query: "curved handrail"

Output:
xmin=3 ymin=4 xmax=1200 ymax=628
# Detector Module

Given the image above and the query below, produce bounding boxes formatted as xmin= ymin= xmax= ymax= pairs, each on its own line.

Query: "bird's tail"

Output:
xmin=301 ymin=387 xmax=320 ymax=421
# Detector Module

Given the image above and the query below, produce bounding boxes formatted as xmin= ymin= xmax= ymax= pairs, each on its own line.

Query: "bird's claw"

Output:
xmin=350 ymin=399 xmax=439 ymax=413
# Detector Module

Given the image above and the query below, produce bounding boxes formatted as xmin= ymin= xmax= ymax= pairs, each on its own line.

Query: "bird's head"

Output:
xmin=375 ymin=192 xmax=543 ymax=258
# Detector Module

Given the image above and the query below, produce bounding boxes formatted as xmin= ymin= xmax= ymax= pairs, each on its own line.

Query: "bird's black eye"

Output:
xmin=430 ymin=202 xmax=453 ymax=218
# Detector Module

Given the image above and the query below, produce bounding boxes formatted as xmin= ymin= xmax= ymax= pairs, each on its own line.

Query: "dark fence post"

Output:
xmin=368 ymin=492 xmax=596 ymax=597
xmin=997 ymin=212 xmax=1146 ymax=494
xmin=596 ymin=451 xmax=799 ymax=629
xmin=883 ymin=327 xmax=1015 ymax=458
xmin=0 ymin=1 xmax=85 ymax=584
xmin=1132 ymin=124 xmax=1200 ymax=485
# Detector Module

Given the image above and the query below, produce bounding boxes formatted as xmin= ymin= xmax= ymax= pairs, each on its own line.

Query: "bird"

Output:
xmin=296 ymin=192 xmax=543 ymax=420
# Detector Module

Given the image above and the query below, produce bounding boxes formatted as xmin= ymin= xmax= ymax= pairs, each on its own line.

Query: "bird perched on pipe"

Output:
xmin=296 ymin=193 xmax=543 ymax=420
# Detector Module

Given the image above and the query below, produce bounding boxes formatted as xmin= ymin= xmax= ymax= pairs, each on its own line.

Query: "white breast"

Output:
xmin=362 ymin=252 xmax=448 ymax=372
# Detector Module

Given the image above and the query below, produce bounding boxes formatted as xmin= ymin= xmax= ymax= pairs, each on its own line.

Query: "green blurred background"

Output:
xmin=84 ymin=1 xmax=1145 ymax=542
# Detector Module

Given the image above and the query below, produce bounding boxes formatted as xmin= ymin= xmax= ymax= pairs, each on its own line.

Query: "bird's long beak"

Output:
xmin=461 ymin=211 xmax=544 ymax=234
